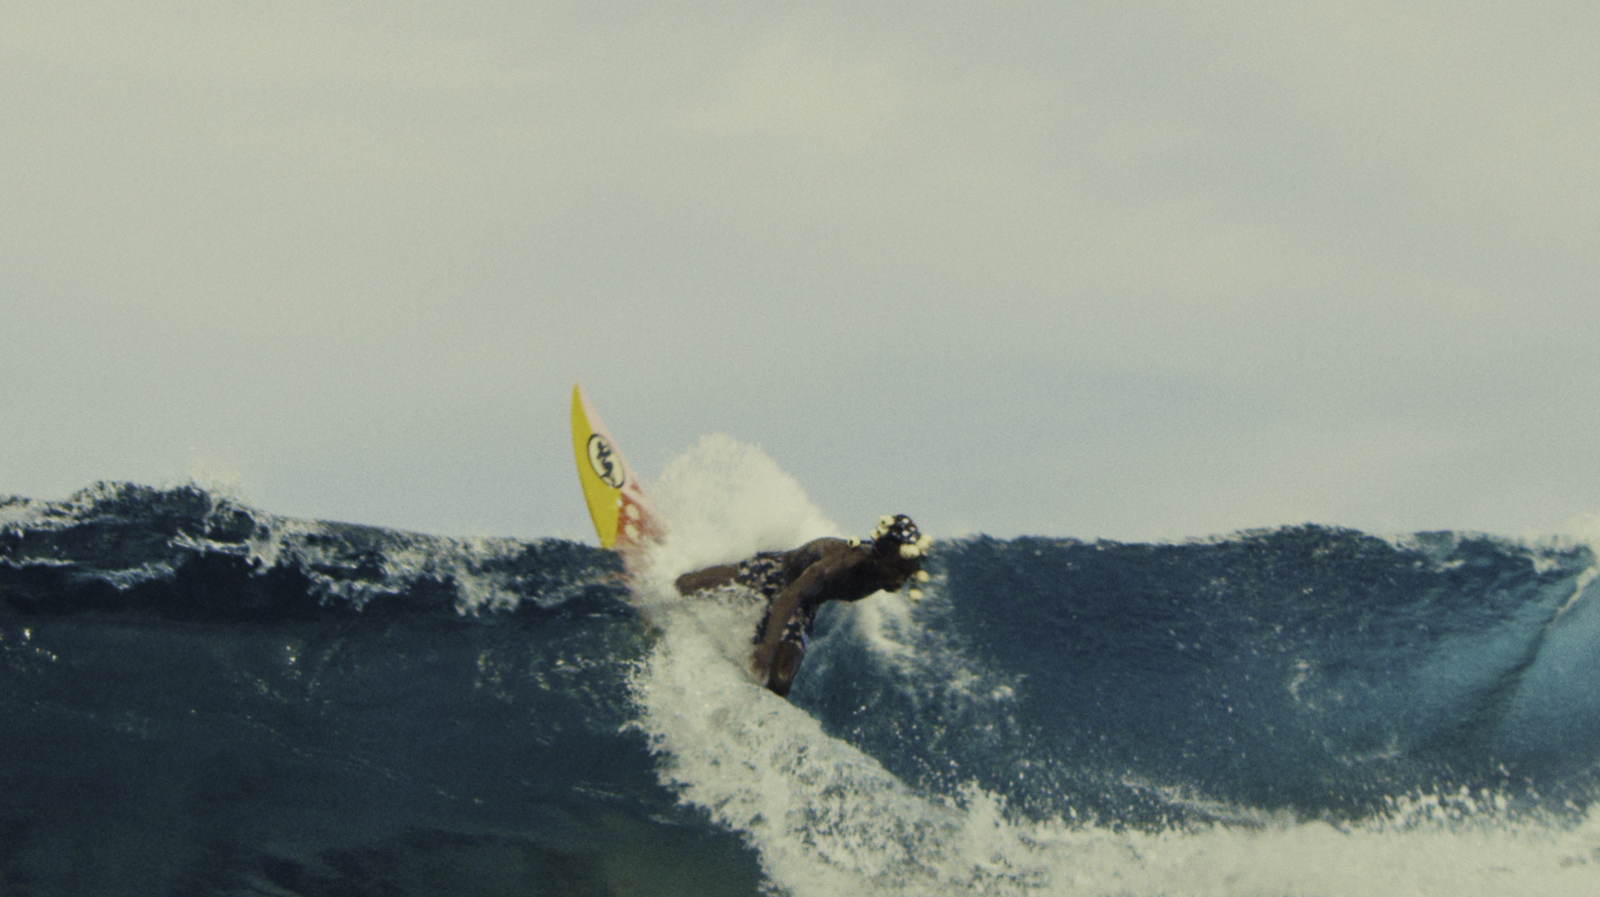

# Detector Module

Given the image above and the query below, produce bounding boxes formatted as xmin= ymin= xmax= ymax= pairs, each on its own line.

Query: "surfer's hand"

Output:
xmin=750 ymin=642 xmax=775 ymax=680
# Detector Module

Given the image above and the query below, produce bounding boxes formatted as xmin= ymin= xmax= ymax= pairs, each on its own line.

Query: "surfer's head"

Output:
xmin=871 ymin=514 xmax=929 ymax=560
xmin=864 ymin=514 xmax=932 ymax=599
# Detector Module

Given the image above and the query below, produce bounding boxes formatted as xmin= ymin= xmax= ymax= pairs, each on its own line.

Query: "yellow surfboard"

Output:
xmin=571 ymin=384 xmax=659 ymax=555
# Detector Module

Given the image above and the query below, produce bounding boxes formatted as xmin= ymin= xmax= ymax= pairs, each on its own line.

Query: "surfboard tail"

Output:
xmin=570 ymin=384 xmax=661 ymax=557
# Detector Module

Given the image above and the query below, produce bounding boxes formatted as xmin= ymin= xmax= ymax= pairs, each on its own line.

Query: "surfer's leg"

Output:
xmin=674 ymin=564 xmax=740 ymax=595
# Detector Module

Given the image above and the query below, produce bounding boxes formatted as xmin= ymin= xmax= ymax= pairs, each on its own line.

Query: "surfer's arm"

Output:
xmin=765 ymin=640 xmax=805 ymax=697
xmin=750 ymin=561 xmax=832 ymax=679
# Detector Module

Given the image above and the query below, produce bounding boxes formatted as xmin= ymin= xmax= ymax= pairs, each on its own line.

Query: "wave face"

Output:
xmin=6 ymin=471 xmax=1600 ymax=895
xmin=805 ymin=531 xmax=1600 ymax=822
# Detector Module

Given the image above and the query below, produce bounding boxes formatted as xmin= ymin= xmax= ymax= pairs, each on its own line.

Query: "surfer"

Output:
xmin=674 ymin=514 xmax=932 ymax=697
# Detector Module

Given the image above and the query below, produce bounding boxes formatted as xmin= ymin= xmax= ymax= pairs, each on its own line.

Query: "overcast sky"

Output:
xmin=5 ymin=2 xmax=1599 ymax=543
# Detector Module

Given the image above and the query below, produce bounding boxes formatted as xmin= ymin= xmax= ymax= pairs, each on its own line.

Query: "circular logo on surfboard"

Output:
xmin=586 ymin=434 xmax=626 ymax=488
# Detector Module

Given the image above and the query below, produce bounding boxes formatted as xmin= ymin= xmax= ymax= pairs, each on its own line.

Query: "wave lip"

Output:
xmin=1 ymin=482 xmax=624 ymax=620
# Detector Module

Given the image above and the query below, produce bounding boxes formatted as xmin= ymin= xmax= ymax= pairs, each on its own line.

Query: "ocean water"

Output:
xmin=4 ymin=437 xmax=1599 ymax=895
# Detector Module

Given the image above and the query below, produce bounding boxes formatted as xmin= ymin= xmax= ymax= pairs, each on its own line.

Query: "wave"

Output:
xmin=814 ymin=528 xmax=1600 ymax=824
xmin=6 ymin=463 xmax=1600 ymax=895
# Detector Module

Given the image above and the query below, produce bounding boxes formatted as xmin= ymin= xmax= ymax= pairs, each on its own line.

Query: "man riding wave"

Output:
xmin=674 ymin=514 xmax=931 ymax=696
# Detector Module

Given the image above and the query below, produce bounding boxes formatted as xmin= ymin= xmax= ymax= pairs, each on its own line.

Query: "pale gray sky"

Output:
xmin=5 ymin=2 xmax=1598 ymax=542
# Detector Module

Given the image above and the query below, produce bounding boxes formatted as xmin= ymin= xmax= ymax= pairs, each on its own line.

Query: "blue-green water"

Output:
xmin=5 ymin=467 xmax=1600 ymax=895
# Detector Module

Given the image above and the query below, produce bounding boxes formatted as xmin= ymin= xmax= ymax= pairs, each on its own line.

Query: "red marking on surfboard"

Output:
xmin=613 ymin=488 xmax=661 ymax=558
